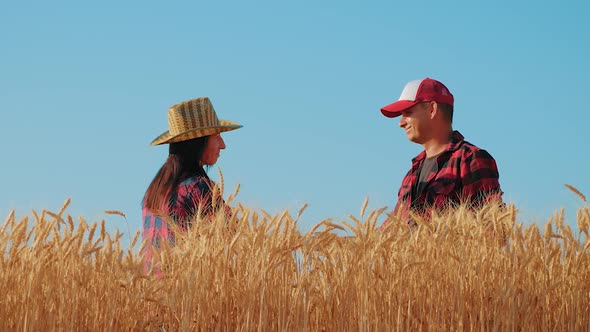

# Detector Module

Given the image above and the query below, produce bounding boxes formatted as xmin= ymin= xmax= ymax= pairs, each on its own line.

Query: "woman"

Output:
xmin=142 ymin=97 xmax=241 ymax=268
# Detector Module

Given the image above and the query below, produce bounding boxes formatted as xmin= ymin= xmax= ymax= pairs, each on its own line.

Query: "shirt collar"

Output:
xmin=411 ymin=130 xmax=464 ymax=164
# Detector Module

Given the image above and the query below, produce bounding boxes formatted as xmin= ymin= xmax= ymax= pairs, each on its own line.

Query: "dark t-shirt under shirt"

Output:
xmin=413 ymin=156 xmax=438 ymax=200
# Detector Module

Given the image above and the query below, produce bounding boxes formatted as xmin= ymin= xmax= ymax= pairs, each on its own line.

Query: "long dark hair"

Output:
xmin=144 ymin=136 xmax=209 ymax=210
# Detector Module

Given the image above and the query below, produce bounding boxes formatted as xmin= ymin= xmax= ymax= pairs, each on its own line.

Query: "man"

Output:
xmin=380 ymin=78 xmax=502 ymax=227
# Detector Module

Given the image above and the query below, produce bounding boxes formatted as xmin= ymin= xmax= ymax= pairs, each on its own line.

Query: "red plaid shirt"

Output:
xmin=386 ymin=131 xmax=502 ymax=226
xmin=142 ymin=176 xmax=229 ymax=273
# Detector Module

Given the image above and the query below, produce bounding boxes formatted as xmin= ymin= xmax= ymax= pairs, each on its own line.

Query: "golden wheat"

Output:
xmin=565 ymin=183 xmax=587 ymax=203
xmin=0 ymin=196 xmax=589 ymax=330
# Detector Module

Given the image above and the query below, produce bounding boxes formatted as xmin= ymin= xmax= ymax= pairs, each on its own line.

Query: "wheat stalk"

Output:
xmin=565 ymin=183 xmax=587 ymax=203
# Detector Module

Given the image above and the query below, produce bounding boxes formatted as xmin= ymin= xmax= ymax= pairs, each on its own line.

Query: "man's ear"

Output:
xmin=427 ymin=101 xmax=438 ymax=120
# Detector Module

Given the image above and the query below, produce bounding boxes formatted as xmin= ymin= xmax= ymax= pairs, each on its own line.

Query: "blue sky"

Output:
xmin=1 ymin=1 xmax=589 ymax=246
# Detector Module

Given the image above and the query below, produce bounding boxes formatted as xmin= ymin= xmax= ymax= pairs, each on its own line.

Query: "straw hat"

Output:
xmin=150 ymin=97 xmax=242 ymax=145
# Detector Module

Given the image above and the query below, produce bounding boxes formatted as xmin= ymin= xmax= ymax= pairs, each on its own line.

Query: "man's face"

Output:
xmin=398 ymin=103 xmax=432 ymax=144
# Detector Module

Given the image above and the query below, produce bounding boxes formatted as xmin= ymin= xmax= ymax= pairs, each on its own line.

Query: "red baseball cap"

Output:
xmin=380 ymin=78 xmax=454 ymax=118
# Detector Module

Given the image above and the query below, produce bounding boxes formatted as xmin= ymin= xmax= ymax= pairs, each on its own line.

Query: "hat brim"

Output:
xmin=150 ymin=120 xmax=242 ymax=146
xmin=380 ymin=100 xmax=419 ymax=118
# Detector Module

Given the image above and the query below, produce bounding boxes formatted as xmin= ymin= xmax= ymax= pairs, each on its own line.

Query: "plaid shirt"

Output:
xmin=386 ymin=131 xmax=502 ymax=226
xmin=142 ymin=176 xmax=228 ymax=272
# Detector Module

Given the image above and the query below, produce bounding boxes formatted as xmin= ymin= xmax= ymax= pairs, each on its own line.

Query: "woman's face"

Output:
xmin=200 ymin=134 xmax=226 ymax=166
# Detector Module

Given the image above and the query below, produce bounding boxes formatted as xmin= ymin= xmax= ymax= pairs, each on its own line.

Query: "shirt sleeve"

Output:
xmin=461 ymin=149 xmax=503 ymax=207
xmin=177 ymin=178 xmax=231 ymax=223
xmin=141 ymin=206 xmax=173 ymax=277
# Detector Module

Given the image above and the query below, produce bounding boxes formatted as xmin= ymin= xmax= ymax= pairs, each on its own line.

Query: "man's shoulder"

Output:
xmin=459 ymin=139 xmax=485 ymax=154
xmin=452 ymin=134 xmax=495 ymax=161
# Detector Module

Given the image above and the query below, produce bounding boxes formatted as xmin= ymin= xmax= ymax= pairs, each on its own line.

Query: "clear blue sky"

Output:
xmin=2 ymin=1 xmax=589 ymax=246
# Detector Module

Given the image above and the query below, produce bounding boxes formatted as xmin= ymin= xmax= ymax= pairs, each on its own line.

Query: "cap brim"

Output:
xmin=380 ymin=100 xmax=419 ymax=118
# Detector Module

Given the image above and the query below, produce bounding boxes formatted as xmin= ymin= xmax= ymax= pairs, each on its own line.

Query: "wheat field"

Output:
xmin=1 ymin=191 xmax=590 ymax=331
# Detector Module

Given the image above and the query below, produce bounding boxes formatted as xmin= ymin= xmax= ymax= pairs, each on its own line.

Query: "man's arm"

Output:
xmin=461 ymin=149 xmax=503 ymax=208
